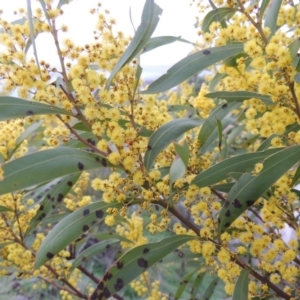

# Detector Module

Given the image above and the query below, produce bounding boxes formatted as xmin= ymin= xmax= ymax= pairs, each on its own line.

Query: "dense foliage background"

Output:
xmin=0 ymin=0 xmax=300 ymax=299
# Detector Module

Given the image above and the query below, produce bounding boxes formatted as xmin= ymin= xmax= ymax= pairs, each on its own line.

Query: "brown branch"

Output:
xmin=155 ymin=199 xmax=200 ymax=235
xmin=155 ymin=195 xmax=291 ymax=299
xmin=2 ymin=215 xmax=87 ymax=299
xmin=38 ymin=276 xmax=81 ymax=298
xmin=77 ymin=265 xmax=99 ymax=284
xmin=236 ymin=0 xmax=269 ymax=45
xmin=285 ymin=76 xmax=300 ymax=120
xmin=55 ymin=114 xmax=107 ymax=157
xmin=235 ymin=259 xmax=291 ymax=300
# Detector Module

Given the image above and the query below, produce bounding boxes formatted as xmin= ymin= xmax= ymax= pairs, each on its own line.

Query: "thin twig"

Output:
xmin=55 ymin=114 xmax=107 ymax=157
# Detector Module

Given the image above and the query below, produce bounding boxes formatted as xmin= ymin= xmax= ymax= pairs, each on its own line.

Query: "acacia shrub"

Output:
xmin=0 ymin=1 xmax=300 ymax=300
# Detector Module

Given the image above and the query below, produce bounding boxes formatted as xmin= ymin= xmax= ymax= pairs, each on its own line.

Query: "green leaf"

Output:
xmin=198 ymin=102 xmax=240 ymax=152
xmin=202 ymin=277 xmax=219 ymax=299
xmin=0 ymin=147 xmax=111 ymax=196
xmin=105 ymin=0 xmax=162 ymax=89
xmin=72 ymin=122 xmax=91 ymax=132
xmin=133 ymin=63 xmax=143 ymax=96
xmin=216 ymin=118 xmax=222 ymax=151
xmin=26 ymin=0 xmax=41 ymax=76
xmin=295 ymin=58 xmax=300 ymax=72
xmin=65 ymin=132 xmax=97 ymax=148
xmin=294 ymin=73 xmax=300 ymax=84
xmin=9 ymin=121 xmax=43 ymax=159
xmin=25 ymin=172 xmax=81 ymax=236
xmin=291 ymin=163 xmax=300 ymax=187
xmin=40 ymin=212 xmax=69 ymax=226
xmin=205 ymin=91 xmax=274 ymax=106
xmin=35 ymin=201 xmax=123 ymax=268
xmin=72 ymin=239 xmax=119 ymax=269
xmin=174 ymin=141 xmax=189 ymax=167
xmin=264 ymin=0 xmax=283 ymax=37
xmin=92 ymin=232 xmax=133 ymax=244
xmin=209 ymin=72 xmax=227 ymax=92
xmin=191 ymin=148 xmax=281 ymax=188
xmin=191 ymin=272 xmax=206 ymax=298
xmin=259 ymin=0 xmax=271 ymax=21
xmin=142 ymin=43 xmax=244 ymax=94
xmin=202 ymin=8 xmax=238 ymax=32
xmin=158 ymin=166 xmax=170 ymax=178
xmin=224 ymin=53 xmax=249 ymax=68
xmin=0 ymin=205 xmax=13 ymax=212
xmin=288 ymin=39 xmax=300 ymax=60
xmin=175 ymin=270 xmax=198 ymax=300
xmin=0 ymin=96 xmax=72 ymax=121
xmin=142 ymin=36 xmax=193 ymax=54
xmin=144 ymin=118 xmax=203 ymax=170
xmin=212 ymin=183 xmax=234 ymax=193
xmin=256 ymin=135 xmax=275 ymax=151
xmin=232 ymin=270 xmax=249 ymax=300
xmin=218 ymin=146 xmax=300 ymax=234
xmin=89 ymin=235 xmax=195 ymax=300
xmin=57 ymin=0 xmax=70 ymax=8
xmin=169 ymin=156 xmax=186 ymax=187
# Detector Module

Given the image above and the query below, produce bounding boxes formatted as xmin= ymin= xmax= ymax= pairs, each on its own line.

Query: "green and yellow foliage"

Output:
xmin=0 ymin=0 xmax=300 ymax=299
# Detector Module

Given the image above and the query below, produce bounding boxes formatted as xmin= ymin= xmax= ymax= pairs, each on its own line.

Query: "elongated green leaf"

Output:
xmin=89 ymin=235 xmax=195 ymax=300
xmin=224 ymin=53 xmax=249 ymax=68
xmin=202 ymin=8 xmax=238 ymax=32
xmin=133 ymin=63 xmax=143 ymax=96
xmin=264 ymin=0 xmax=283 ymax=37
xmin=144 ymin=118 xmax=203 ymax=170
xmin=295 ymin=58 xmax=300 ymax=72
xmin=0 ymin=205 xmax=13 ymax=212
xmin=38 ymin=0 xmax=51 ymax=27
xmin=294 ymin=73 xmax=300 ymax=84
xmin=35 ymin=201 xmax=123 ymax=268
xmin=65 ymin=132 xmax=97 ymax=149
xmin=159 ymin=166 xmax=170 ymax=178
xmin=174 ymin=141 xmax=189 ymax=167
xmin=0 ymin=96 xmax=72 ymax=121
xmin=105 ymin=0 xmax=162 ymax=89
xmin=0 ymin=147 xmax=111 ymax=196
xmin=74 ymin=232 xmax=133 ymax=252
xmin=199 ymin=102 xmax=240 ymax=152
xmin=169 ymin=156 xmax=186 ymax=187
xmin=57 ymin=0 xmax=70 ymax=8
xmin=9 ymin=121 xmax=43 ymax=159
xmin=142 ymin=36 xmax=193 ymax=53
xmin=205 ymin=91 xmax=274 ymax=106
xmin=259 ymin=0 xmax=271 ymax=21
xmin=92 ymin=232 xmax=133 ymax=244
xmin=40 ymin=212 xmax=69 ymax=226
xmin=175 ymin=270 xmax=198 ymax=300
xmin=202 ymin=277 xmax=219 ymax=299
xmin=232 ymin=270 xmax=249 ymax=300
xmin=72 ymin=122 xmax=91 ymax=132
xmin=27 ymin=0 xmax=41 ymax=76
xmin=142 ymin=43 xmax=243 ymax=94
xmin=209 ymin=72 xmax=227 ymax=92
xmin=72 ymin=239 xmax=119 ymax=269
xmin=291 ymin=163 xmax=300 ymax=187
xmin=191 ymin=272 xmax=206 ymax=298
xmin=216 ymin=118 xmax=222 ymax=151
xmin=25 ymin=172 xmax=81 ymax=236
xmin=191 ymin=148 xmax=281 ymax=188
xmin=256 ymin=135 xmax=275 ymax=151
xmin=288 ymin=39 xmax=300 ymax=60
xmin=212 ymin=183 xmax=234 ymax=193
xmin=218 ymin=146 xmax=300 ymax=234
